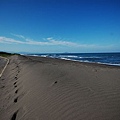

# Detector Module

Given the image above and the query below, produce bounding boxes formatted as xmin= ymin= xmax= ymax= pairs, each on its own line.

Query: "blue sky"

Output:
xmin=0 ymin=0 xmax=120 ymax=53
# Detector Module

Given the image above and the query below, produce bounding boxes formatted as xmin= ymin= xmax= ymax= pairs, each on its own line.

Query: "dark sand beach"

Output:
xmin=0 ymin=55 xmax=120 ymax=120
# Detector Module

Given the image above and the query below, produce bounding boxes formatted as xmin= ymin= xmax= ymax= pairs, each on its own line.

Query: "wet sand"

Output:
xmin=0 ymin=55 xmax=120 ymax=120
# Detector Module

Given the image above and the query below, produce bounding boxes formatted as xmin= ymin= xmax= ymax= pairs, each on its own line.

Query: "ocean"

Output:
xmin=29 ymin=53 xmax=120 ymax=66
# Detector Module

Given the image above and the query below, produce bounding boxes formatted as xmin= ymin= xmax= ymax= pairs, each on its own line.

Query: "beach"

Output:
xmin=0 ymin=57 xmax=8 ymax=76
xmin=0 ymin=55 xmax=120 ymax=120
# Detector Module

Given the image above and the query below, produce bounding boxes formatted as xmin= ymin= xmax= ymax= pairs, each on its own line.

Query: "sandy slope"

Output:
xmin=0 ymin=55 xmax=120 ymax=120
xmin=0 ymin=57 xmax=8 ymax=76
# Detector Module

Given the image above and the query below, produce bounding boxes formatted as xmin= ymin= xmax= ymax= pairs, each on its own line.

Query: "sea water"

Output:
xmin=29 ymin=53 xmax=120 ymax=66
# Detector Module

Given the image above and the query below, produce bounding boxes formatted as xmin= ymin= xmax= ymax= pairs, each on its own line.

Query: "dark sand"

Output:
xmin=0 ymin=55 xmax=120 ymax=120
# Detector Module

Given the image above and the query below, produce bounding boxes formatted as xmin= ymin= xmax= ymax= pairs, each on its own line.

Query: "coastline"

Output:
xmin=28 ymin=55 xmax=120 ymax=68
xmin=0 ymin=55 xmax=120 ymax=120
xmin=27 ymin=52 xmax=120 ymax=67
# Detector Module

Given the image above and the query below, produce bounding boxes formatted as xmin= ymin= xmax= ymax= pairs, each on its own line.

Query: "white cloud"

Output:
xmin=47 ymin=37 xmax=53 ymax=40
xmin=0 ymin=34 xmax=114 ymax=50
xmin=45 ymin=37 xmax=95 ymax=47
xmin=9 ymin=34 xmax=94 ymax=47
xmin=0 ymin=35 xmax=94 ymax=47
xmin=0 ymin=36 xmax=46 ymax=45
xmin=0 ymin=36 xmax=25 ymax=44
xmin=11 ymin=33 xmax=25 ymax=39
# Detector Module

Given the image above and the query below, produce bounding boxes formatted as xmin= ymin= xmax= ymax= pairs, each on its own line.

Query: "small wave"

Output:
xmin=79 ymin=57 xmax=101 ymax=59
xmin=65 ymin=55 xmax=78 ymax=58
xmin=31 ymin=55 xmax=39 ymax=57
xmin=41 ymin=55 xmax=48 ymax=57
xmin=28 ymin=53 xmax=120 ymax=67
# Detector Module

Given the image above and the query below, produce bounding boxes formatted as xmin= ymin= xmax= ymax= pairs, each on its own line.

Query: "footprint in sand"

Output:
xmin=54 ymin=81 xmax=58 ymax=84
xmin=15 ymin=89 xmax=18 ymax=94
xmin=11 ymin=110 xmax=18 ymax=120
xmin=16 ymin=74 xmax=18 ymax=76
xmin=15 ymin=76 xmax=18 ymax=80
xmin=14 ymin=82 xmax=17 ymax=85
xmin=1 ymin=86 xmax=5 ymax=88
xmin=14 ymin=97 xmax=18 ymax=103
xmin=51 ymin=81 xmax=58 ymax=86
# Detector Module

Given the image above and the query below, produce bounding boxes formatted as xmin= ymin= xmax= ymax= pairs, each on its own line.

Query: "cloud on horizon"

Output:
xmin=0 ymin=34 xmax=94 ymax=47
xmin=0 ymin=34 xmax=114 ymax=50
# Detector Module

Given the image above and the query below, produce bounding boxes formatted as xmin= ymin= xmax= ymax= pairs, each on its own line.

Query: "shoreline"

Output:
xmin=0 ymin=55 xmax=120 ymax=120
xmin=27 ymin=55 xmax=120 ymax=68
xmin=26 ymin=55 xmax=120 ymax=67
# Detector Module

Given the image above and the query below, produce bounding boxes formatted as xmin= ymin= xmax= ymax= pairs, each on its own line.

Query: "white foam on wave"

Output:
xmin=60 ymin=57 xmax=120 ymax=67
xmin=65 ymin=55 xmax=78 ymax=58
xmin=27 ymin=54 xmax=120 ymax=67
xmin=41 ymin=55 xmax=48 ymax=57
xmin=32 ymin=55 xmax=39 ymax=56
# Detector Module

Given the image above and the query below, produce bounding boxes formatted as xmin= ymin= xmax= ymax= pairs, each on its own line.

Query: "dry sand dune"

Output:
xmin=0 ymin=57 xmax=7 ymax=75
xmin=0 ymin=55 xmax=120 ymax=120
